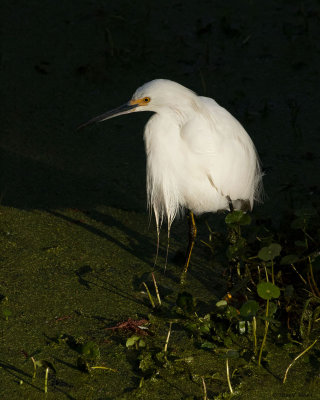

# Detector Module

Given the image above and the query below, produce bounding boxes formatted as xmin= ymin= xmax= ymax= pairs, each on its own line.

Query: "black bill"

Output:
xmin=77 ymin=102 xmax=138 ymax=130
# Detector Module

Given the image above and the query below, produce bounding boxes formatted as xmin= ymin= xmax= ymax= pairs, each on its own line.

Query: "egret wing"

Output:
xmin=181 ymin=96 xmax=262 ymax=207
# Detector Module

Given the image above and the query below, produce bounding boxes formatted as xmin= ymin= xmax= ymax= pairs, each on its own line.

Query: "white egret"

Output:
xmin=79 ymin=79 xmax=263 ymax=276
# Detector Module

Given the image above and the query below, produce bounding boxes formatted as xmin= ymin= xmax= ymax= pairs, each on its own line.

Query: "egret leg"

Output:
xmin=182 ymin=211 xmax=197 ymax=276
xmin=227 ymin=196 xmax=234 ymax=212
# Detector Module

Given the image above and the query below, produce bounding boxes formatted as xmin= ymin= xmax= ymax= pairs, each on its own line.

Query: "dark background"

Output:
xmin=1 ymin=0 xmax=320 ymax=216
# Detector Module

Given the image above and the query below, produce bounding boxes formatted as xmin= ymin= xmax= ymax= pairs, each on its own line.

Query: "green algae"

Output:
xmin=0 ymin=206 xmax=319 ymax=399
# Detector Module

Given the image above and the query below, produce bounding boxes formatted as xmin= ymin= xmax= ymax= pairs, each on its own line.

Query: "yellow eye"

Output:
xmin=143 ymin=97 xmax=151 ymax=103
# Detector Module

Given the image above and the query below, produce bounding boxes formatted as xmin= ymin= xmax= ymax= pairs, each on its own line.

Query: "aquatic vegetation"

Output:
xmin=1 ymin=204 xmax=319 ymax=399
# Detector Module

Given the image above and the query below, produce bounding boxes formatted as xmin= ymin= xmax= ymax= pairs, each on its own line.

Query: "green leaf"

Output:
xmin=225 ymin=210 xmax=251 ymax=226
xmin=126 ymin=336 xmax=140 ymax=348
xmin=225 ymin=305 xmax=239 ymax=320
xmin=257 ymin=282 xmax=280 ymax=300
xmin=280 ymin=254 xmax=299 ymax=265
xmin=239 ymin=300 xmax=259 ymax=319
xmin=216 ymin=300 xmax=227 ymax=308
xmin=258 ymin=243 xmax=282 ymax=261
xmin=80 ymin=342 xmax=100 ymax=359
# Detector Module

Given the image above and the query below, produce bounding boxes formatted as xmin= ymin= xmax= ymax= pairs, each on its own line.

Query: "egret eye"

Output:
xmin=143 ymin=97 xmax=151 ymax=103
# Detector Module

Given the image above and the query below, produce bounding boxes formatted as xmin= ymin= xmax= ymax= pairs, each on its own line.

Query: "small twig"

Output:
xmin=290 ymin=263 xmax=307 ymax=285
xmin=164 ymin=322 xmax=173 ymax=353
xmin=283 ymin=337 xmax=319 ymax=383
xmin=152 ymin=272 xmax=161 ymax=306
xmin=142 ymin=282 xmax=155 ymax=308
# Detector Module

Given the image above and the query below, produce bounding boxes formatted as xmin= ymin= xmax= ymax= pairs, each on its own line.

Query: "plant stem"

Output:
xmin=31 ymin=357 xmax=37 ymax=379
xmin=164 ymin=322 xmax=173 ymax=353
xmin=258 ymin=299 xmax=269 ymax=366
xmin=253 ymin=316 xmax=257 ymax=355
xmin=226 ymin=358 xmax=233 ymax=394
xmin=142 ymin=282 xmax=155 ymax=308
xmin=152 ymin=272 xmax=161 ymax=306
xmin=202 ymin=376 xmax=208 ymax=400
xmin=236 ymin=262 xmax=241 ymax=277
xmin=264 ymin=263 xmax=269 ymax=282
xmin=44 ymin=367 xmax=49 ymax=394
xmin=283 ymin=337 xmax=319 ymax=383
xmin=271 ymin=260 xmax=274 ymax=284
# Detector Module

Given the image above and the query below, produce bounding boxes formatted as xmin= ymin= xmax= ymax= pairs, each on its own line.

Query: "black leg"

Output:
xmin=227 ymin=196 xmax=234 ymax=212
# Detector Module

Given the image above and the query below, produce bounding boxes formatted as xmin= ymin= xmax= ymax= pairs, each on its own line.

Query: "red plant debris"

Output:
xmin=105 ymin=318 xmax=149 ymax=336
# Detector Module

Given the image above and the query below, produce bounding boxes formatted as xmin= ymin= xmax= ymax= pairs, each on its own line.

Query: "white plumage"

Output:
xmin=80 ymin=79 xmax=263 ymax=272
xmin=133 ymin=80 xmax=262 ymax=231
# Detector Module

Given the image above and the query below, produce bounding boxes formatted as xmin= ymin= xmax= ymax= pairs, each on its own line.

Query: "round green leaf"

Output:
xmin=240 ymin=300 xmax=259 ymax=319
xmin=258 ymin=243 xmax=282 ymax=261
xmin=257 ymin=282 xmax=280 ymax=300
xmin=225 ymin=210 xmax=251 ymax=226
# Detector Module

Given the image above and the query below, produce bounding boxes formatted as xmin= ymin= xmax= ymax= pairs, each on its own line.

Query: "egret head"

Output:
xmin=131 ymin=79 xmax=197 ymax=112
xmin=78 ymin=79 xmax=198 ymax=129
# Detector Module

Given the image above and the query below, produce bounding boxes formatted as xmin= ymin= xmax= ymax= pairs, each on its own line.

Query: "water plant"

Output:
xmin=30 ymin=358 xmax=56 ymax=394
xmin=256 ymin=281 xmax=280 ymax=366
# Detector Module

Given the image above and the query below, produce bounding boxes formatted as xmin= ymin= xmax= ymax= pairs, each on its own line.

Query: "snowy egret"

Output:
xmin=79 ymin=79 xmax=263 ymax=275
